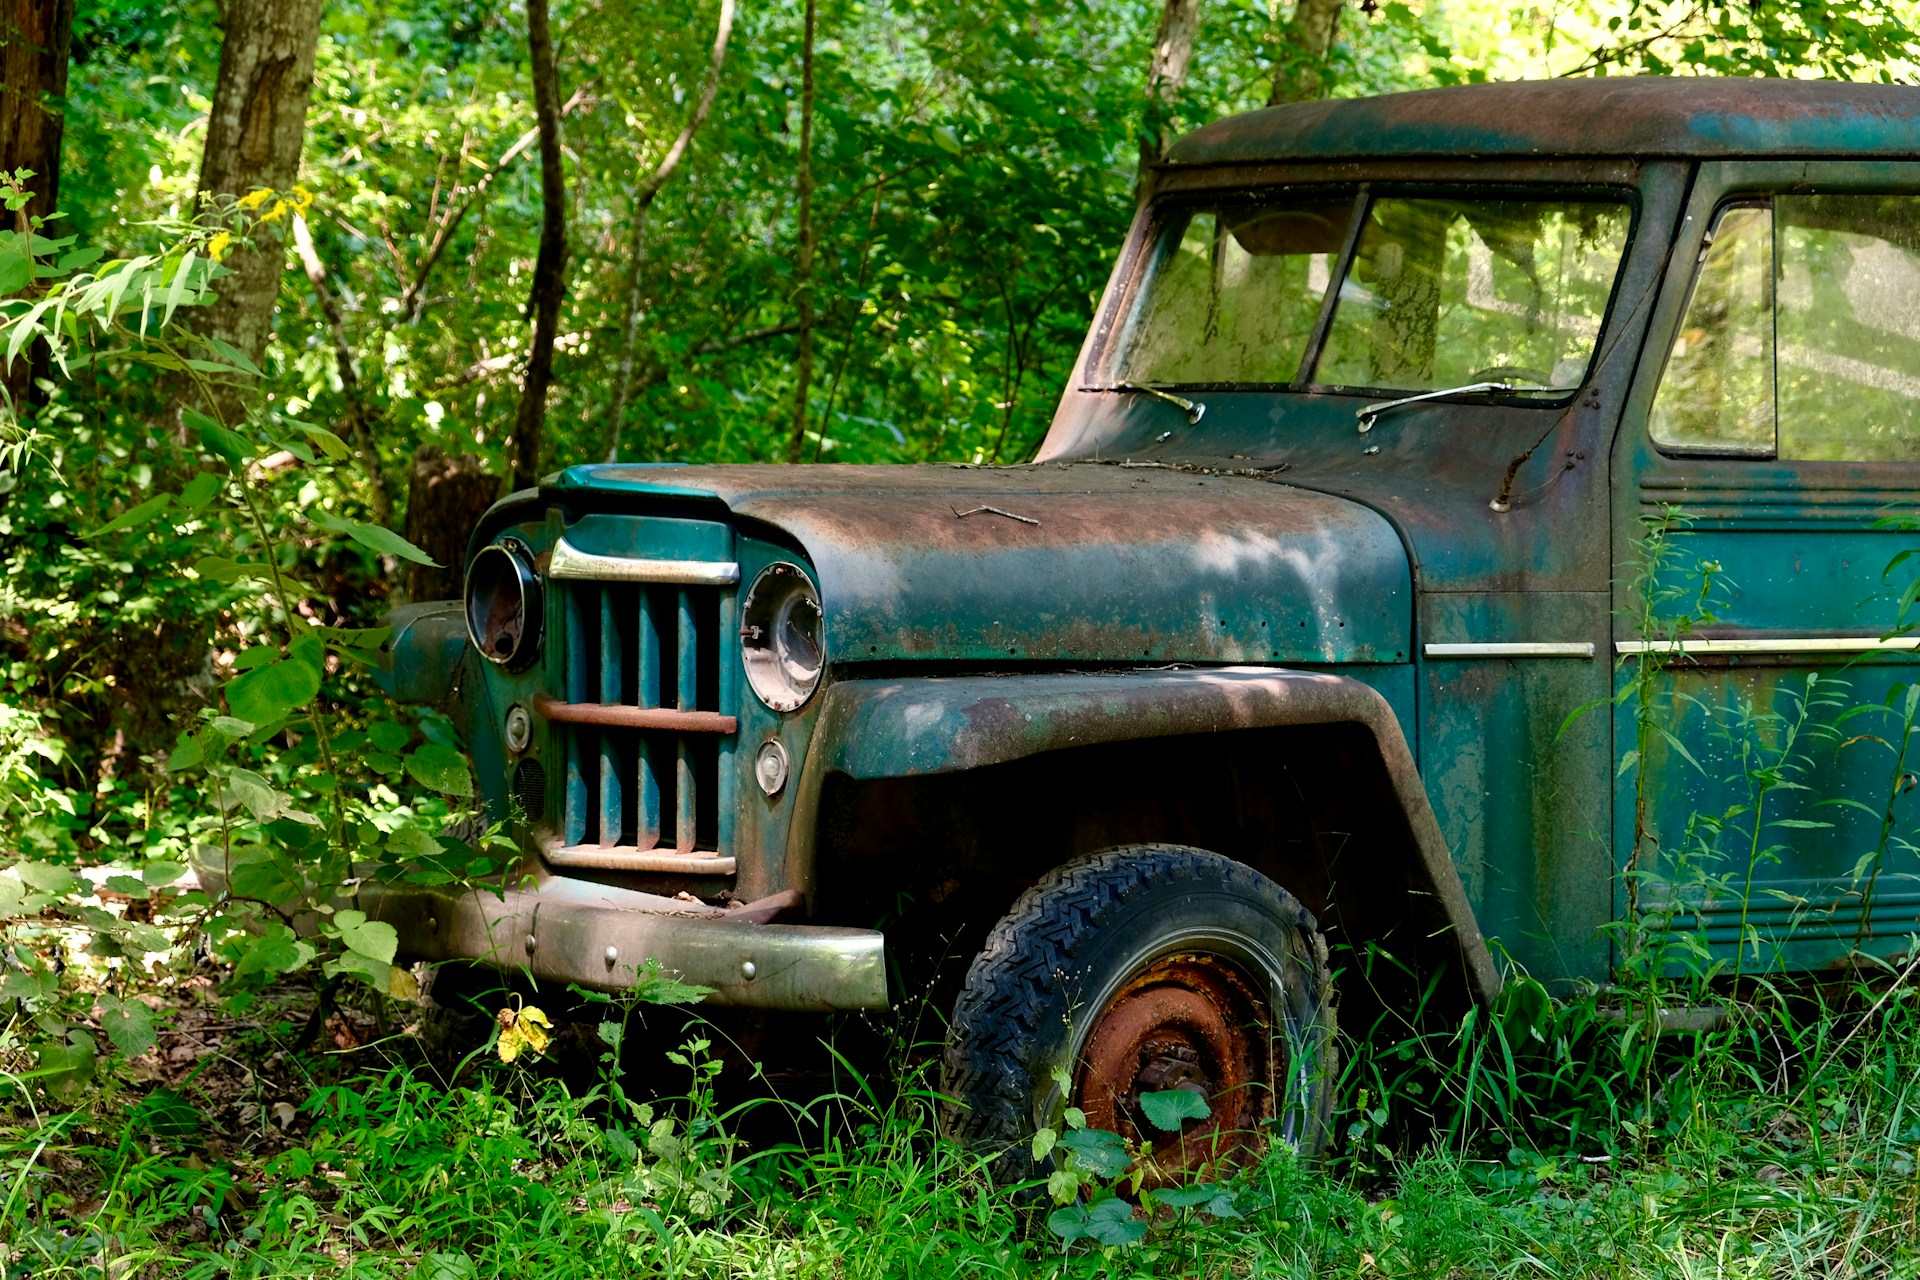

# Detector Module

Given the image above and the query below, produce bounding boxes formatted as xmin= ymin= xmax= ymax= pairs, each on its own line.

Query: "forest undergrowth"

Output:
xmin=4 ymin=954 xmax=1920 ymax=1278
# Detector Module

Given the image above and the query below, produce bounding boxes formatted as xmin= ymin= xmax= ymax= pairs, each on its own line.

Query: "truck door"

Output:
xmin=1615 ymin=160 xmax=1920 ymax=973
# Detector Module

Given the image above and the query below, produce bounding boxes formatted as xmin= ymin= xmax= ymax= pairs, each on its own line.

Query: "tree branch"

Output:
xmin=607 ymin=0 xmax=736 ymax=461
xmin=509 ymin=0 xmax=569 ymax=492
xmin=291 ymin=212 xmax=395 ymax=526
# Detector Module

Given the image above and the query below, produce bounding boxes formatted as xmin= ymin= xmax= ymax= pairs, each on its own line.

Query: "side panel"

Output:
xmin=1419 ymin=592 xmax=1614 ymax=986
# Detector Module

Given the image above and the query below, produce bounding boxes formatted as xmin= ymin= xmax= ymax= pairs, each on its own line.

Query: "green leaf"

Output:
xmin=165 ymin=731 xmax=204 ymax=772
xmin=333 ymin=909 xmax=398 ymax=965
xmin=0 ymin=244 xmax=29 ymax=294
xmin=233 ymin=922 xmax=315 ymax=980
xmin=35 ymin=1033 xmax=97 ymax=1103
xmin=310 ymin=510 xmax=439 ymax=567
xmin=98 ymin=995 xmax=157 ymax=1058
xmin=17 ymin=862 xmax=79 ymax=895
xmin=1082 ymin=1197 xmax=1146 ymax=1248
xmin=287 ymin=422 xmax=353 ymax=461
xmin=178 ymin=470 xmax=224 ymax=511
xmin=1031 ymin=1126 xmax=1057 ymax=1162
xmin=87 ymin=493 xmax=173 ymax=537
xmin=1138 ymin=1088 xmax=1211 ymax=1132
xmin=230 ymin=646 xmax=279 ymax=671
xmin=201 ymin=334 xmax=262 ymax=378
xmin=184 ymin=407 xmax=252 ymax=469
xmin=406 ymin=743 xmax=472 ymax=797
xmin=220 ymin=767 xmax=282 ymax=820
xmin=162 ymin=248 xmax=196 ymax=326
xmin=226 ymin=658 xmax=321 ymax=725
xmin=1058 ymin=1126 xmax=1131 ymax=1178
xmin=366 ymin=720 xmax=413 ymax=753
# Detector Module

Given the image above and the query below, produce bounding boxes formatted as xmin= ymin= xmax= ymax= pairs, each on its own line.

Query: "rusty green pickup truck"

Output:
xmin=378 ymin=76 xmax=1920 ymax=1170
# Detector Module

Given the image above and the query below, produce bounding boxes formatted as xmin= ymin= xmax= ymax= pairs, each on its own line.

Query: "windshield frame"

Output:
xmin=1085 ymin=180 xmax=1642 ymax=407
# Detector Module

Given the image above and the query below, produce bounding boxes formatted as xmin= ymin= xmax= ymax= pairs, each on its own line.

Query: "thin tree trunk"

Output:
xmin=607 ymin=0 xmax=736 ymax=462
xmin=1137 ymin=0 xmax=1201 ymax=192
xmin=1268 ymin=0 xmax=1344 ymax=106
xmin=0 ymin=0 xmax=75 ymax=416
xmin=781 ymin=0 xmax=817 ymax=465
xmin=193 ymin=0 xmax=327 ymax=379
xmin=290 ymin=213 xmax=395 ymax=526
xmin=510 ymin=0 xmax=568 ymax=493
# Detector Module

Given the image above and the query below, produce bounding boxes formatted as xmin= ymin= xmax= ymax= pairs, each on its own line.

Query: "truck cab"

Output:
xmin=381 ymin=77 xmax=1920 ymax=1170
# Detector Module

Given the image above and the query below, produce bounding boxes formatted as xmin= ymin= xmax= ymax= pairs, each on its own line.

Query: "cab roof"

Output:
xmin=1165 ymin=76 xmax=1920 ymax=167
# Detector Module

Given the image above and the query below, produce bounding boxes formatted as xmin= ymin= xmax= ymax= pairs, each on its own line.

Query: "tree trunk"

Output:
xmin=509 ymin=0 xmax=568 ymax=493
xmin=1137 ymin=0 xmax=1201 ymax=190
xmin=1268 ymin=0 xmax=1344 ymax=106
xmin=194 ymin=0 xmax=326 ymax=379
xmin=405 ymin=447 xmax=499 ymax=601
xmin=780 ymin=0 xmax=817 ymax=465
xmin=0 ymin=0 xmax=74 ymax=416
xmin=606 ymin=0 xmax=736 ymax=463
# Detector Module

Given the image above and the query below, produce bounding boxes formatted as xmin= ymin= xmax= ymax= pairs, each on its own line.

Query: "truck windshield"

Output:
xmin=1104 ymin=191 xmax=1631 ymax=396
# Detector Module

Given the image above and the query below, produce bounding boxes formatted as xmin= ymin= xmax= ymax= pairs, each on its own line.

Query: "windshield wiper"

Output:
xmin=1356 ymin=380 xmax=1578 ymax=434
xmin=1111 ymin=382 xmax=1206 ymax=425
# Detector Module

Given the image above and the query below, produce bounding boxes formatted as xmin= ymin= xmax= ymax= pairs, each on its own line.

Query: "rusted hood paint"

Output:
xmin=548 ymin=463 xmax=1412 ymax=665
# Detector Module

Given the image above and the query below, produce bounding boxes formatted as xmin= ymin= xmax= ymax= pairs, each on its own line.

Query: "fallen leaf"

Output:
xmin=272 ymin=1101 xmax=297 ymax=1129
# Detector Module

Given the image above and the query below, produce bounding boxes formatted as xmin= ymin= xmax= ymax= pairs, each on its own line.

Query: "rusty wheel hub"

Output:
xmin=1072 ymin=951 xmax=1275 ymax=1180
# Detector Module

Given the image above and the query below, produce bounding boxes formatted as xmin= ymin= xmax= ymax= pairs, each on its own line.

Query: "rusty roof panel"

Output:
xmin=1166 ymin=77 xmax=1920 ymax=166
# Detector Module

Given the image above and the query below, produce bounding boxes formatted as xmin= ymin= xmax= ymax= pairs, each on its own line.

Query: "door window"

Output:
xmin=1652 ymin=194 xmax=1920 ymax=461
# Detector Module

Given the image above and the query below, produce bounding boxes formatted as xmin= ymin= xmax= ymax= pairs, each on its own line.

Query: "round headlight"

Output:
xmin=741 ymin=562 xmax=824 ymax=712
xmin=465 ymin=540 xmax=542 ymax=670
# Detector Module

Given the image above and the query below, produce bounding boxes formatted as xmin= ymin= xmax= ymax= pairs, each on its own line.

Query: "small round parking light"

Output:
xmin=740 ymin=563 xmax=824 ymax=712
xmin=465 ymin=541 xmax=543 ymax=671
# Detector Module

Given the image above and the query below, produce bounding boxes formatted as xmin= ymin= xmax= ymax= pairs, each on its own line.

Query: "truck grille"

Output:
xmin=540 ymin=567 xmax=740 ymax=875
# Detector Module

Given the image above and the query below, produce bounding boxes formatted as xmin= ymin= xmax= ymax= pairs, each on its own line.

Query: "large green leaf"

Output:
xmin=98 ymin=995 xmax=157 ymax=1058
xmin=226 ymin=658 xmax=321 ymax=725
xmin=332 ymin=909 xmax=398 ymax=965
xmin=310 ymin=510 xmax=440 ymax=567
xmin=406 ymin=743 xmax=473 ymax=797
xmin=1138 ymin=1088 xmax=1210 ymax=1132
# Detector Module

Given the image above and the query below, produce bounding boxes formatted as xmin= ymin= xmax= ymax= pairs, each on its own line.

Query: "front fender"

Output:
xmin=795 ymin=667 xmax=1497 ymax=1003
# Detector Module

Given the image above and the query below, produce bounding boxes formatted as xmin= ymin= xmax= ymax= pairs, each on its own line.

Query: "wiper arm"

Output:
xmin=1111 ymin=382 xmax=1206 ymax=425
xmin=1357 ymin=381 xmax=1512 ymax=433
xmin=1357 ymin=380 xmax=1581 ymax=433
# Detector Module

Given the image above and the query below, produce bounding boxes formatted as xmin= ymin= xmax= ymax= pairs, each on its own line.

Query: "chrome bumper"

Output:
xmin=188 ymin=844 xmax=888 ymax=1011
xmin=362 ymin=873 xmax=889 ymax=1011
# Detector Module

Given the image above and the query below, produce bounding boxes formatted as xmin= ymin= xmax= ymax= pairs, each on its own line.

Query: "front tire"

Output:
xmin=941 ymin=844 xmax=1335 ymax=1181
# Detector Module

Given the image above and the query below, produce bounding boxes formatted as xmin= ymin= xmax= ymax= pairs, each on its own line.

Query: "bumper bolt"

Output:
xmin=740 ymin=960 xmax=757 ymax=981
xmin=604 ymin=945 xmax=618 ymax=968
xmin=525 ymin=934 xmax=537 ymax=954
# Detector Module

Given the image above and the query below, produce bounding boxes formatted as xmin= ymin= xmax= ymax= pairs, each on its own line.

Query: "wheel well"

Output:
xmin=813 ymin=722 xmax=1473 ymax=1022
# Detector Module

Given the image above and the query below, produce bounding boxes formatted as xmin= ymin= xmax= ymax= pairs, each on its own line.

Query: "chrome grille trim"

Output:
xmin=549 ymin=537 xmax=740 ymax=586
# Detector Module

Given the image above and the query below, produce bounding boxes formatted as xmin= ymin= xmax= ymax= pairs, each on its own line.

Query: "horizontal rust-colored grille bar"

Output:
xmin=535 ymin=694 xmax=737 ymax=734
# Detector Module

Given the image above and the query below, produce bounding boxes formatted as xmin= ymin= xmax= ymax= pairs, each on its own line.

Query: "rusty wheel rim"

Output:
xmin=1071 ymin=949 xmax=1276 ymax=1181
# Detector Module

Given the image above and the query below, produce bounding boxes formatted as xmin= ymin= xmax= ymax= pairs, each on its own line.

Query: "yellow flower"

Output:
xmin=496 ymin=1005 xmax=551 ymax=1063
xmin=207 ymin=231 xmax=232 ymax=261
xmin=291 ymin=184 xmax=315 ymax=212
xmin=235 ymin=187 xmax=275 ymax=211
xmin=257 ymin=199 xmax=290 ymax=224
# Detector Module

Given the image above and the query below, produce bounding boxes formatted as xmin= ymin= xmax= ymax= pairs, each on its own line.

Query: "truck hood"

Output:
xmin=547 ymin=462 xmax=1412 ymax=665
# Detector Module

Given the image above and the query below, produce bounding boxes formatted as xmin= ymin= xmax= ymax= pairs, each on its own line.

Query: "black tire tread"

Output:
xmin=941 ymin=844 xmax=1335 ymax=1167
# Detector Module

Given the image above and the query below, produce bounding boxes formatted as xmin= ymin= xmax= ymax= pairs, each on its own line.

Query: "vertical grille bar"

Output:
xmin=636 ymin=588 xmax=662 ymax=849
xmin=562 ymin=583 xmax=591 ymax=846
xmin=676 ymin=588 xmax=698 ymax=850
xmin=598 ymin=587 xmax=623 ymax=846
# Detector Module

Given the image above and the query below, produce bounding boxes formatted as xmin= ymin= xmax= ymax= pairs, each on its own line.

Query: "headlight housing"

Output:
xmin=741 ymin=562 xmax=824 ymax=712
xmin=465 ymin=540 xmax=542 ymax=671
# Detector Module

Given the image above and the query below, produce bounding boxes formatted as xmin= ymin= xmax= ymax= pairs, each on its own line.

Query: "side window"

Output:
xmin=1653 ymin=194 xmax=1920 ymax=461
xmin=1649 ymin=203 xmax=1774 ymax=455
xmin=1777 ymin=195 xmax=1920 ymax=461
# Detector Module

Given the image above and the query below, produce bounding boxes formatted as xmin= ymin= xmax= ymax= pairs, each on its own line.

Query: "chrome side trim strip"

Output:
xmin=1424 ymin=642 xmax=1596 ymax=659
xmin=548 ymin=537 xmax=741 ymax=586
xmin=1616 ymin=636 xmax=1920 ymax=656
